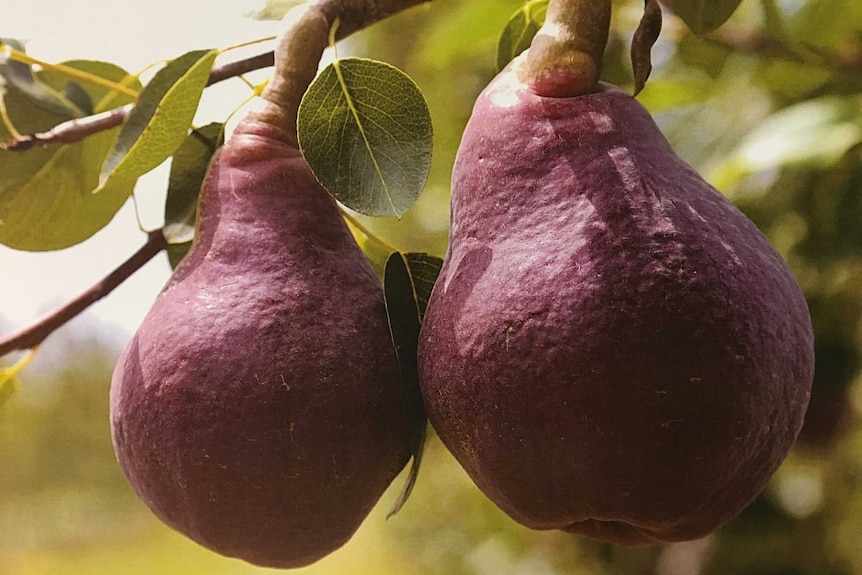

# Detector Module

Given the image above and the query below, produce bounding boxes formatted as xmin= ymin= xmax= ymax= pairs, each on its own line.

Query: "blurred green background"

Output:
xmin=3 ymin=0 xmax=862 ymax=573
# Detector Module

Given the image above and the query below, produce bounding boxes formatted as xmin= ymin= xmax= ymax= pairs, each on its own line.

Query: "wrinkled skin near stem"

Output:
xmin=517 ymin=0 xmax=612 ymax=97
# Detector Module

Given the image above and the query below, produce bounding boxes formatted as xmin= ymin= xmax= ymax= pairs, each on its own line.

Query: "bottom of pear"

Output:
xmin=562 ymin=517 xmax=715 ymax=546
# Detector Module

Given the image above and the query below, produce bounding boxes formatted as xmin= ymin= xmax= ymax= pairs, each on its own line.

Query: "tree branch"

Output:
xmin=0 ymin=0 xmax=433 ymax=357
xmin=0 ymin=229 xmax=169 ymax=357
xmin=207 ymin=50 xmax=275 ymax=85
xmin=3 ymin=50 xmax=276 ymax=152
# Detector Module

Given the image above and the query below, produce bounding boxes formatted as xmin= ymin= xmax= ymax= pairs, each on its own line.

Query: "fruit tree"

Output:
xmin=2 ymin=0 xmax=862 ymax=573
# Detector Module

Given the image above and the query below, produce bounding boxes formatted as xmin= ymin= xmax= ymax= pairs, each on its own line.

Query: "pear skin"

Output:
xmin=111 ymin=118 xmax=414 ymax=567
xmin=418 ymin=58 xmax=814 ymax=545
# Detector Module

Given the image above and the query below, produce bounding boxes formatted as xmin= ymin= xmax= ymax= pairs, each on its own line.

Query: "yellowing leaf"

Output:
xmin=98 ymin=49 xmax=217 ymax=192
xmin=0 ymin=348 xmax=38 ymax=408
xmin=0 ymin=61 xmax=140 ymax=251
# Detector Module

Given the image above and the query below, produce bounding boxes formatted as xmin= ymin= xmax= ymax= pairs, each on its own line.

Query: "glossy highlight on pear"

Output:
xmin=417 ymin=55 xmax=814 ymax=545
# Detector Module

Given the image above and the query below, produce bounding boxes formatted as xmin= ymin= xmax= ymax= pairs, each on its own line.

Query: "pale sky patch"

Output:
xmin=0 ymin=0 xmax=283 ymax=342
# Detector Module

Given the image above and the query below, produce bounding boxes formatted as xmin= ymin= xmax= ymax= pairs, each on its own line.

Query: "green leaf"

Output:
xmin=164 ymin=122 xmax=224 ymax=245
xmin=98 ymin=49 xmax=217 ymax=192
xmin=162 ymin=122 xmax=223 ymax=269
xmin=412 ymin=1 xmax=523 ymax=74
xmin=670 ymin=0 xmax=744 ymax=36
xmin=496 ymin=0 xmax=548 ymax=72
xmin=0 ymin=38 xmax=84 ymax=120
xmin=167 ymin=241 xmax=193 ymax=269
xmin=297 ymin=58 xmax=433 ymax=218
xmin=38 ymin=59 xmax=139 ymax=117
xmin=63 ymin=81 xmax=94 ymax=116
xmin=788 ymin=0 xmax=862 ymax=50
xmin=383 ymin=251 xmax=443 ymax=517
xmin=709 ymin=96 xmax=862 ymax=189
xmin=0 ymin=61 xmax=141 ymax=251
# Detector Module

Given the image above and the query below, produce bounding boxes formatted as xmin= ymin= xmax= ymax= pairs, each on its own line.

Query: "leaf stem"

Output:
xmin=0 ymin=347 xmax=38 ymax=387
xmin=221 ymin=35 xmax=278 ymax=53
xmin=0 ymin=229 xmax=169 ymax=358
xmin=341 ymin=209 xmax=399 ymax=253
xmin=5 ymin=46 xmax=140 ymax=98
xmin=0 ymin=98 xmax=23 ymax=139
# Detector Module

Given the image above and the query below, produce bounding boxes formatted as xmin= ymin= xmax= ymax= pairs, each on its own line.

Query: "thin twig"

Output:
xmin=3 ymin=50 xmax=275 ymax=152
xmin=206 ymin=50 xmax=275 ymax=85
xmin=0 ymin=229 xmax=169 ymax=357
xmin=5 ymin=106 xmax=131 ymax=151
xmin=707 ymin=27 xmax=862 ymax=75
xmin=659 ymin=16 xmax=862 ymax=76
xmin=0 ymin=0 xmax=434 ymax=357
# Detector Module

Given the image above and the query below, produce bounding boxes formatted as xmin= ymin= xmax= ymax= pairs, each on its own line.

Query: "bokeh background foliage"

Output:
xmin=3 ymin=0 xmax=862 ymax=573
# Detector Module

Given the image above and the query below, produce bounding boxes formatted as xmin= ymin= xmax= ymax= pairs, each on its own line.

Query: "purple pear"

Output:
xmin=110 ymin=117 xmax=414 ymax=567
xmin=418 ymin=57 xmax=814 ymax=545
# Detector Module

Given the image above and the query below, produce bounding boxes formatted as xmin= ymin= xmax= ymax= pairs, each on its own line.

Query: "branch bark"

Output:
xmin=0 ymin=229 xmax=168 ymax=356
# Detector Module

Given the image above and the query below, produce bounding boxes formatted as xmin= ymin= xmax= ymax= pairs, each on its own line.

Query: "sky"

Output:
xmin=0 ymin=0 xmax=286 ymax=347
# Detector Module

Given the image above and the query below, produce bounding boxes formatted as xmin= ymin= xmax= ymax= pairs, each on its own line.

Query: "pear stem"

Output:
xmin=517 ymin=0 xmax=612 ymax=97
xmin=255 ymin=0 xmax=432 ymax=140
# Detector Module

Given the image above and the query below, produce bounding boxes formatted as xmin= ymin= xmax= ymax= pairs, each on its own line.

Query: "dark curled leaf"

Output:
xmin=164 ymin=122 xmax=225 ymax=247
xmin=166 ymin=241 xmax=193 ymax=270
xmin=631 ymin=0 xmax=663 ymax=96
xmin=383 ymin=252 xmax=443 ymax=516
xmin=403 ymin=252 xmax=443 ymax=320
